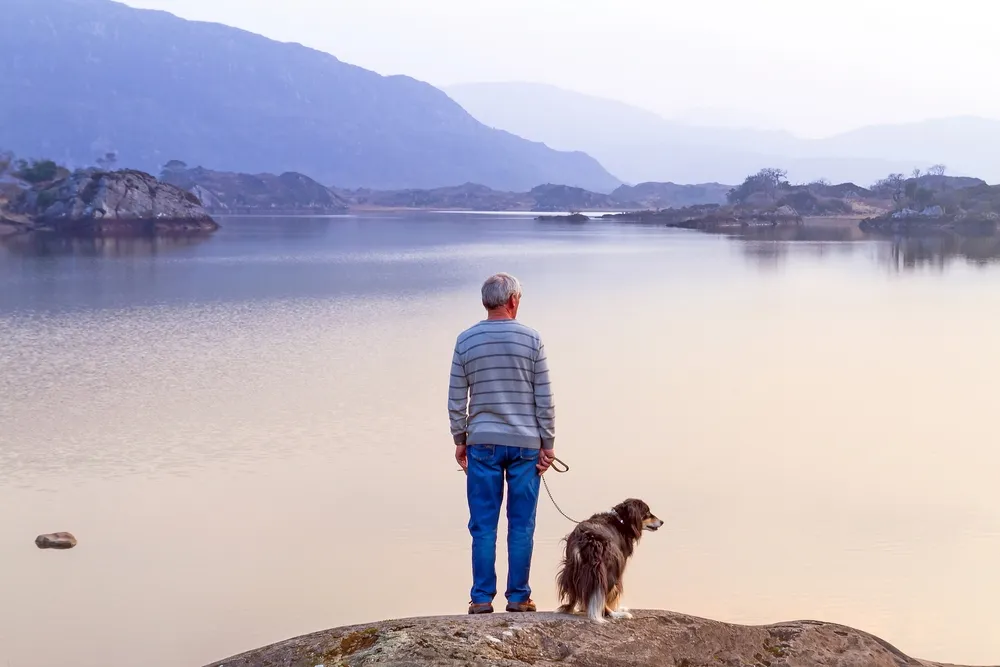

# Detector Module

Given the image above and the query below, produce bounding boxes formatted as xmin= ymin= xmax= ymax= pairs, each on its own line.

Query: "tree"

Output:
xmin=872 ymin=172 xmax=905 ymax=195
xmin=96 ymin=151 xmax=118 ymax=171
xmin=15 ymin=159 xmax=60 ymax=184
xmin=911 ymin=168 xmax=922 ymax=180
xmin=726 ymin=167 xmax=789 ymax=204
xmin=159 ymin=160 xmax=188 ymax=178
xmin=914 ymin=187 xmax=935 ymax=208
xmin=928 ymin=164 xmax=947 ymax=176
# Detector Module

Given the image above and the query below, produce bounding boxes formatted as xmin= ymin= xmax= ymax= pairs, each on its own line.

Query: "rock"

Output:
xmin=35 ymin=532 xmax=77 ymax=549
xmin=535 ymin=213 xmax=590 ymax=222
xmin=11 ymin=169 xmax=218 ymax=235
xmin=204 ymin=610 xmax=973 ymax=667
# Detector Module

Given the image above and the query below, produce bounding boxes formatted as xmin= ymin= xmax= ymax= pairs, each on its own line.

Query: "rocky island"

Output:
xmin=859 ymin=173 xmax=1000 ymax=236
xmin=1 ymin=167 xmax=218 ymax=236
xmin=205 ymin=609 xmax=978 ymax=667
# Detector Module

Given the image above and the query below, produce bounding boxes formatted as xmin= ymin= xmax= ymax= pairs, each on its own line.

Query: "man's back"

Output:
xmin=449 ymin=319 xmax=555 ymax=450
xmin=450 ymin=272 xmax=556 ymax=615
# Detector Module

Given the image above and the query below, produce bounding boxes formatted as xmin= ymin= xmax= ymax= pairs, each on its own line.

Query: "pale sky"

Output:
xmin=122 ymin=0 xmax=1000 ymax=137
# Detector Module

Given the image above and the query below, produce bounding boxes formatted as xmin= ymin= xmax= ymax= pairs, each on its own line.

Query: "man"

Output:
xmin=449 ymin=272 xmax=556 ymax=615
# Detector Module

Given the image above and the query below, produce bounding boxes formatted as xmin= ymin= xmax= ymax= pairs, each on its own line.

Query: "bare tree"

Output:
xmin=726 ymin=167 xmax=789 ymax=204
xmin=927 ymin=164 xmax=947 ymax=176
xmin=911 ymin=168 xmax=922 ymax=180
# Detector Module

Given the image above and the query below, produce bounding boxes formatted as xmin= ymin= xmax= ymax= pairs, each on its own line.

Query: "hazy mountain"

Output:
xmin=0 ymin=0 xmax=620 ymax=193
xmin=612 ymin=182 xmax=732 ymax=208
xmin=446 ymin=82 xmax=996 ymax=186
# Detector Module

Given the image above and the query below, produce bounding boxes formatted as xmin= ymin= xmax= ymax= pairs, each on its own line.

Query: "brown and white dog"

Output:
xmin=556 ymin=498 xmax=663 ymax=622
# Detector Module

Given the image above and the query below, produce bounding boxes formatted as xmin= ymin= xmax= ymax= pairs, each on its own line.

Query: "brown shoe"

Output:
xmin=468 ymin=602 xmax=494 ymax=615
xmin=505 ymin=599 xmax=537 ymax=613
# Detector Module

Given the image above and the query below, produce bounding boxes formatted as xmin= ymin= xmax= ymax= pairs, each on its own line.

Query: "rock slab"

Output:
xmin=35 ymin=532 xmax=77 ymax=549
xmin=205 ymin=609 xmax=989 ymax=667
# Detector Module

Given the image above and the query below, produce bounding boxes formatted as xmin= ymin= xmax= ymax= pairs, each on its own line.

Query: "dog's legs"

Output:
xmin=606 ymin=582 xmax=633 ymax=620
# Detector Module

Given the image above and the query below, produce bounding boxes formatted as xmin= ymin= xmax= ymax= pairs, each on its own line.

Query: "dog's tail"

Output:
xmin=586 ymin=589 xmax=607 ymax=623
xmin=558 ymin=530 xmax=611 ymax=623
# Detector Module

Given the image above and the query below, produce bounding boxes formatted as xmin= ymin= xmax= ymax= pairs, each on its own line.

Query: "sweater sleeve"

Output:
xmin=533 ymin=339 xmax=556 ymax=449
xmin=448 ymin=342 xmax=469 ymax=445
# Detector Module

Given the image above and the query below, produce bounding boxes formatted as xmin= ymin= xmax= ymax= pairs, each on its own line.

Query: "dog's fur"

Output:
xmin=556 ymin=498 xmax=662 ymax=622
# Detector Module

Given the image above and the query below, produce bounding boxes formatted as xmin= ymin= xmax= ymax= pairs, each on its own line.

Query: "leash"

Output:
xmin=540 ymin=457 xmax=580 ymax=524
xmin=459 ymin=455 xmax=579 ymax=524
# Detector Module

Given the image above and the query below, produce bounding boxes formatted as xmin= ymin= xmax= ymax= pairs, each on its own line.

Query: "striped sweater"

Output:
xmin=448 ymin=318 xmax=555 ymax=450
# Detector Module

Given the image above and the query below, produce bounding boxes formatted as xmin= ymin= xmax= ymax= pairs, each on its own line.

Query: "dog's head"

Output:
xmin=613 ymin=498 xmax=663 ymax=535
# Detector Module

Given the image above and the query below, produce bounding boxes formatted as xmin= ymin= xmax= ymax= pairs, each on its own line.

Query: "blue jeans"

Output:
xmin=466 ymin=444 xmax=541 ymax=604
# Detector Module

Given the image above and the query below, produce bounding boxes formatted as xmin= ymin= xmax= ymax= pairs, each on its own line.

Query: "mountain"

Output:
xmin=0 ymin=0 xmax=620 ymax=193
xmin=445 ymin=82 xmax=999 ymax=186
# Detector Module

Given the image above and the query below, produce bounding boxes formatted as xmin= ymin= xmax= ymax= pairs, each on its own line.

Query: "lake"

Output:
xmin=1 ymin=213 xmax=999 ymax=667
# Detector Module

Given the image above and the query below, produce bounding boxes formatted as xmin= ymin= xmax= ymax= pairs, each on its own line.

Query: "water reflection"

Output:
xmin=709 ymin=221 xmax=1000 ymax=273
xmin=878 ymin=232 xmax=1000 ymax=272
xmin=0 ymin=232 xmax=212 ymax=258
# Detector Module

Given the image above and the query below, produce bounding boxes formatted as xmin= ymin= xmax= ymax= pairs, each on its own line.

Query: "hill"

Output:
xmin=339 ymin=183 xmax=625 ymax=212
xmin=205 ymin=609 xmax=969 ymax=667
xmin=160 ymin=163 xmax=349 ymax=214
xmin=446 ymin=82 xmax=1000 ymax=185
xmin=612 ymin=182 xmax=732 ymax=208
xmin=0 ymin=0 xmax=620 ymax=193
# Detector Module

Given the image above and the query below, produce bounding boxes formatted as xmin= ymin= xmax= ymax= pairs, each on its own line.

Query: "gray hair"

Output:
xmin=481 ymin=273 xmax=522 ymax=309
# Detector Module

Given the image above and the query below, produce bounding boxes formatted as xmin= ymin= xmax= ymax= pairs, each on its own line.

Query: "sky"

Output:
xmin=122 ymin=0 xmax=1000 ymax=138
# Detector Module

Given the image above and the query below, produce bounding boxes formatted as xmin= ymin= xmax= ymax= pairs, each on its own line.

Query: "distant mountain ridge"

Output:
xmin=0 ymin=0 xmax=620 ymax=193
xmin=160 ymin=165 xmax=349 ymax=214
xmin=446 ymin=82 xmax=1000 ymax=186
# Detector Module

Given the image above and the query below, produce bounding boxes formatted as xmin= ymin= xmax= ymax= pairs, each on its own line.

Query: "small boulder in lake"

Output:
xmin=35 ymin=532 xmax=77 ymax=549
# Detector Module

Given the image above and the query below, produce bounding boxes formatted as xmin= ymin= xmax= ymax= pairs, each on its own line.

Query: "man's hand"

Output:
xmin=537 ymin=448 xmax=556 ymax=475
xmin=455 ymin=444 xmax=468 ymax=472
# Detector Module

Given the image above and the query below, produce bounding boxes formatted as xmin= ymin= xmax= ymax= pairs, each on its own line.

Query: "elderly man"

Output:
xmin=449 ymin=273 xmax=556 ymax=615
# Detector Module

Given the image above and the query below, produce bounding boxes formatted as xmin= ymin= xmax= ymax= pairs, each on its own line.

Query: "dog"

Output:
xmin=556 ymin=498 xmax=662 ymax=622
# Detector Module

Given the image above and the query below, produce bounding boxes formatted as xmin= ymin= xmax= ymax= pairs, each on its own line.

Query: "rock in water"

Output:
xmin=13 ymin=169 xmax=218 ymax=235
xmin=35 ymin=532 xmax=78 ymax=549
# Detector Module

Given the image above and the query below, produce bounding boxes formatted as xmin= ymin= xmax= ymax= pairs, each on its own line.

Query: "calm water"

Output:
xmin=2 ymin=213 xmax=1000 ymax=667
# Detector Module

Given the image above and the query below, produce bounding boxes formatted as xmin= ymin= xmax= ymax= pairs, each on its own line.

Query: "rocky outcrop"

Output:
xmin=536 ymin=213 xmax=590 ymax=222
xmin=205 ymin=610 xmax=977 ymax=667
xmin=10 ymin=170 xmax=218 ymax=234
xmin=606 ymin=203 xmax=803 ymax=230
